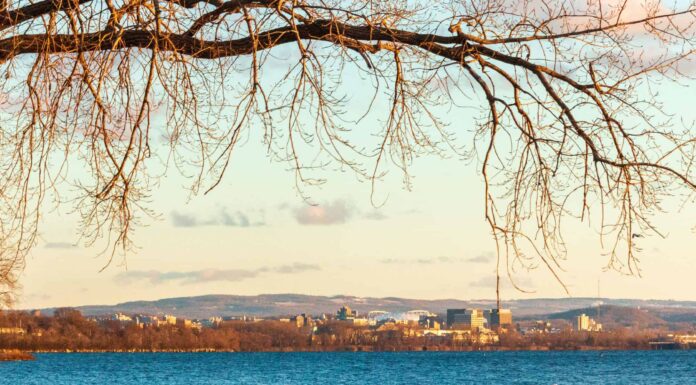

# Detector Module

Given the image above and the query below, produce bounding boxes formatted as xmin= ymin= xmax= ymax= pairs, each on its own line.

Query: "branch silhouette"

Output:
xmin=0 ymin=0 xmax=695 ymax=306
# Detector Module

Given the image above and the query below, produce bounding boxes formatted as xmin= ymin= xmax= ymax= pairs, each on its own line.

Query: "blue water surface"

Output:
xmin=2 ymin=350 xmax=696 ymax=384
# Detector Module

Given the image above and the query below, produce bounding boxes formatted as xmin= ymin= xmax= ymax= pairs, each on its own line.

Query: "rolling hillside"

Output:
xmin=34 ymin=294 xmax=696 ymax=321
xmin=544 ymin=305 xmax=668 ymax=329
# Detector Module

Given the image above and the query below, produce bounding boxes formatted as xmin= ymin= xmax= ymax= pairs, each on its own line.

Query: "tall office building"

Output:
xmin=576 ymin=313 xmax=602 ymax=331
xmin=337 ymin=306 xmax=357 ymax=320
xmin=447 ymin=308 xmax=486 ymax=331
xmin=488 ymin=309 xmax=513 ymax=328
xmin=446 ymin=309 xmax=467 ymax=327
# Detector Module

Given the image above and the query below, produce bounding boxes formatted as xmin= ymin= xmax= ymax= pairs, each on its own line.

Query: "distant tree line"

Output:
xmin=0 ymin=310 xmax=667 ymax=352
xmin=498 ymin=329 xmax=660 ymax=351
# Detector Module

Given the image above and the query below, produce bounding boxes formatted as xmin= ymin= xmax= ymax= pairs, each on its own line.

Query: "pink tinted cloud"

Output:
xmin=294 ymin=200 xmax=352 ymax=225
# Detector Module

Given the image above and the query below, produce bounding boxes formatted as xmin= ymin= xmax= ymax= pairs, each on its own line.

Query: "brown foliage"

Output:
xmin=0 ymin=310 xmax=671 ymax=352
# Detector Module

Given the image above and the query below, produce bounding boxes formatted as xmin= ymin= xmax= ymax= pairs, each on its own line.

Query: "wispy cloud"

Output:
xmin=271 ymin=263 xmax=320 ymax=274
xmin=23 ymin=293 xmax=51 ymax=302
xmin=294 ymin=200 xmax=352 ymax=225
xmin=363 ymin=211 xmax=388 ymax=221
xmin=170 ymin=208 xmax=264 ymax=228
xmin=115 ymin=263 xmax=320 ymax=285
xmin=44 ymin=242 xmax=78 ymax=249
xmin=465 ymin=252 xmax=494 ymax=264
xmin=380 ymin=255 xmax=492 ymax=265
xmin=219 ymin=210 xmax=254 ymax=227
xmin=380 ymin=256 xmax=455 ymax=265
xmin=171 ymin=212 xmax=198 ymax=227
xmin=282 ymin=200 xmax=390 ymax=224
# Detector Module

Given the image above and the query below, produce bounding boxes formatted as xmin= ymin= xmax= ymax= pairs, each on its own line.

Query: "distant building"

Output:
xmin=576 ymin=314 xmax=602 ymax=332
xmin=404 ymin=310 xmax=435 ymax=321
xmin=0 ymin=327 xmax=25 ymax=335
xmin=448 ymin=309 xmax=486 ymax=331
xmin=290 ymin=313 xmax=314 ymax=328
xmin=111 ymin=313 xmax=132 ymax=322
xmin=446 ymin=309 xmax=467 ymax=327
xmin=521 ymin=320 xmax=552 ymax=334
xmin=488 ymin=309 xmax=513 ymax=329
xmin=367 ymin=311 xmax=388 ymax=320
xmin=422 ymin=329 xmax=500 ymax=345
xmin=290 ymin=314 xmax=311 ymax=328
xmin=577 ymin=314 xmax=589 ymax=331
xmin=202 ymin=317 xmax=223 ymax=327
xmin=303 ymin=314 xmax=314 ymax=327
xmin=419 ymin=315 xmax=442 ymax=330
xmin=177 ymin=319 xmax=193 ymax=328
xmin=672 ymin=334 xmax=696 ymax=345
xmin=135 ymin=315 xmax=160 ymax=327
xmin=337 ymin=306 xmax=358 ymax=321
xmin=351 ymin=318 xmax=369 ymax=326
xmin=133 ymin=314 xmax=179 ymax=327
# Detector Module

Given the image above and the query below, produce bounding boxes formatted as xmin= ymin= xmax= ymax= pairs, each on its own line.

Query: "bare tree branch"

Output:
xmin=0 ymin=0 xmax=695 ymax=307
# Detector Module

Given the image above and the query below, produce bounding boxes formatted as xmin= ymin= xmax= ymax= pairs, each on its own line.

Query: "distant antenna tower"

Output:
xmin=496 ymin=275 xmax=501 ymax=310
xmin=597 ymin=278 xmax=601 ymax=321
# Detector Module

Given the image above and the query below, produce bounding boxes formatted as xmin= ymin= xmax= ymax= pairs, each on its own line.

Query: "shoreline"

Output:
xmin=24 ymin=346 xmax=668 ymax=354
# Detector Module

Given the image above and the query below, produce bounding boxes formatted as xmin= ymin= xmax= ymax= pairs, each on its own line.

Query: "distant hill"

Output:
xmin=43 ymin=294 xmax=491 ymax=319
xmin=658 ymin=308 xmax=696 ymax=323
xmin=544 ymin=305 xmax=668 ymax=329
xmin=33 ymin=294 xmax=696 ymax=320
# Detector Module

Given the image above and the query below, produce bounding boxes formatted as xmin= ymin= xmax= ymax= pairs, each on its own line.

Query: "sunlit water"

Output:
xmin=3 ymin=351 xmax=696 ymax=384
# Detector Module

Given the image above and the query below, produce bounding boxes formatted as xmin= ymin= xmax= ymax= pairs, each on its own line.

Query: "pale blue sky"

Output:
xmin=19 ymin=81 xmax=696 ymax=309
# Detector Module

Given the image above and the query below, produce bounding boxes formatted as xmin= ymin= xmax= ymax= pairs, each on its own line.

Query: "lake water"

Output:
xmin=3 ymin=351 xmax=695 ymax=384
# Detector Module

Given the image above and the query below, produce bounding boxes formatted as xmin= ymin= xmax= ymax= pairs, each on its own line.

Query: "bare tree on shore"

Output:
xmin=0 ymin=0 xmax=695 ymax=306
